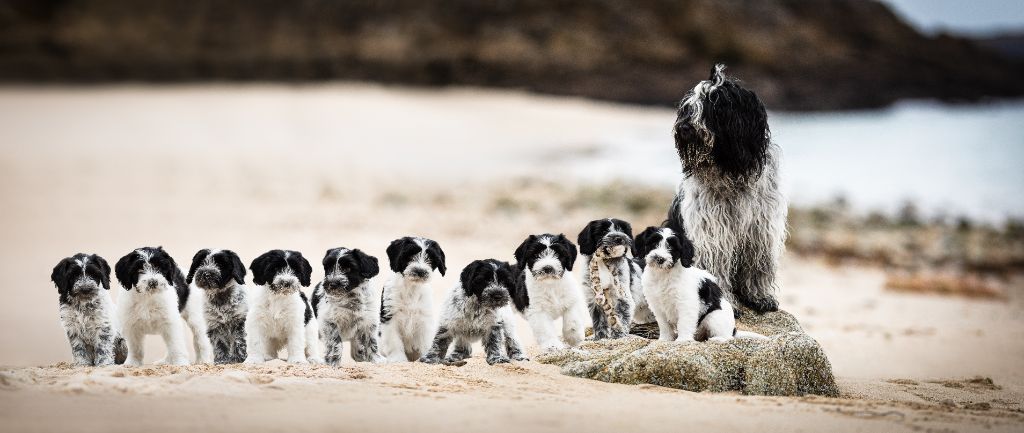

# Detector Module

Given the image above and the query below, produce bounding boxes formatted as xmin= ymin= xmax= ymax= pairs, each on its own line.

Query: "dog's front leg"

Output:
xmin=353 ymin=323 xmax=383 ymax=363
xmin=484 ymin=325 xmax=510 ymax=365
xmin=445 ymin=337 xmax=471 ymax=363
xmin=654 ymin=312 xmax=676 ymax=342
xmin=123 ymin=327 xmax=145 ymax=367
xmin=185 ymin=313 xmax=214 ymax=364
xmin=562 ymin=308 xmax=586 ymax=347
xmin=160 ymin=318 xmax=190 ymax=365
xmin=419 ymin=326 xmax=452 ymax=364
xmin=321 ymin=322 xmax=344 ymax=366
xmin=93 ymin=325 xmax=117 ymax=366
xmin=243 ymin=318 xmax=266 ymax=364
xmin=502 ymin=324 xmax=529 ymax=361
xmin=65 ymin=329 xmax=92 ymax=366
xmin=526 ymin=311 xmax=561 ymax=350
xmin=608 ymin=299 xmax=633 ymax=339
xmin=285 ymin=320 xmax=309 ymax=364
xmin=589 ymin=302 xmax=610 ymax=340
xmin=230 ymin=320 xmax=247 ymax=363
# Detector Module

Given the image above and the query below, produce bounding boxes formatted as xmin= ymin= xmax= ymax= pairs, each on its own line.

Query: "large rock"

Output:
xmin=536 ymin=308 xmax=839 ymax=396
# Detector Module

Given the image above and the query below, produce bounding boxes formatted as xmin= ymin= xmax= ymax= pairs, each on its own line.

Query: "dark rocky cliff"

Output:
xmin=1 ymin=0 xmax=1021 ymax=110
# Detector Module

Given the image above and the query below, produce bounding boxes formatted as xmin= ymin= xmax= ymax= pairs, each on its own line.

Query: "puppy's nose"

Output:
xmin=411 ymin=269 xmax=429 ymax=278
xmin=654 ymin=256 xmax=666 ymax=265
xmin=610 ymin=236 xmax=626 ymax=245
xmin=147 ymin=280 xmax=158 ymax=289
xmin=541 ymin=265 xmax=555 ymax=274
xmin=77 ymin=285 xmax=95 ymax=293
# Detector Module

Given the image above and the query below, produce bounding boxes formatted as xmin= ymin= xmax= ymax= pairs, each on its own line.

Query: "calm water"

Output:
xmin=573 ymin=101 xmax=1024 ymax=223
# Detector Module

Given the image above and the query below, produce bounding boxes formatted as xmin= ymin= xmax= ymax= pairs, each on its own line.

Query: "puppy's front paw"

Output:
xmin=511 ymin=354 xmax=529 ymax=362
xmin=123 ymin=358 xmax=142 ymax=367
xmin=486 ymin=356 xmax=510 ymax=365
xmin=243 ymin=356 xmax=263 ymax=365
xmin=419 ymin=355 xmax=442 ymax=364
xmin=674 ymin=337 xmax=696 ymax=344
xmin=287 ymin=357 xmax=308 ymax=364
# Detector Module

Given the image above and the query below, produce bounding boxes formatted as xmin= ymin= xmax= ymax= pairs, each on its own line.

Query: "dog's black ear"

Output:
xmin=322 ymin=248 xmax=339 ymax=273
xmin=114 ymin=251 xmax=141 ymax=290
xmin=50 ymin=257 xmax=75 ymax=297
xmin=425 ymin=240 xmax=446 ymax=276
xmin=669 ymin=231 xmax=696 ymax=268
xmin=513 ymin=235 xmax=536 ymax=271
xmin=93 ymin=255 xmax=112 ymax=290
xmin=352 ymin=249 xmax=380 ymax=279
xmin=249 ymin=251 xmax=275 ymax=286
xmin=633 ymin=227 xmax=660 ymax=260
xmin=187 ymin=249 xmax=210 ymax=285
xmin=494 ymin=261 xmax=516 ymax=289
xmin=460 ymin=260 xmax=489 ymax=297
xmin=225 ymin=250 xmax=246 ymax=285
xmin=554 ymin=234 xmax=577 ymax=272
xmin=577 ymin=220 xmax=603 ymax=256
xmin=151 ymin=247 xmax=185 ymax=289
xmin=385 ymin=238 xmax=407 ymax=274
xmin=293 ymin=252 xmax=313 ymax=287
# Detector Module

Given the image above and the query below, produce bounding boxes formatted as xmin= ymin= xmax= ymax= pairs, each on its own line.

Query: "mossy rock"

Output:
xmin=536 ymin=308 xmax=839 ymax=396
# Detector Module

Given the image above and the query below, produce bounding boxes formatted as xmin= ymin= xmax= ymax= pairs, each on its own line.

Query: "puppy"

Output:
xmin=420 ymin=259 xmax=527 ymax=365
xmin=115 ymin=246 xmax=207 ymax=366
xmin=635 ymin=227 xmax=766 ymax=342
xmin=668 ymin=64 xmax=787 ymax=313
xmin=186 ymin=249 xmax=249 ymax=364
xmin=244 ymin=249 xmax=322 ymax=364
xmin=577 ymin=218 xmax=655 ymax=339
xmin=380 ymin=237 xmax=446 ymax=362
xmin=51 ymin=254 xmax=126 ymax=366
xmin=510 ymin=233 xmax=587 ymax=350
xmin=310 ymin=247 xmax=382 ymax=365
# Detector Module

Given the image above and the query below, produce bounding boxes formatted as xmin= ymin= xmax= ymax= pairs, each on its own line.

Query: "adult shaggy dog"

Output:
xmin=667 ymin=64 xmax=787 ymax=313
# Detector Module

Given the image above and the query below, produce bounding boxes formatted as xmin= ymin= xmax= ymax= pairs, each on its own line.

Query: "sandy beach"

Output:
xmin=1 ymin=84 xmax=1022 ymax=432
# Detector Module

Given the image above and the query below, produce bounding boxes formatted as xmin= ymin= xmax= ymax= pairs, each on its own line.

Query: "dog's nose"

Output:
xmin=654 ymin=256 xmax=666 ymax=265
xmin=77 ymin=285 xmax=95 ymax=293
xmin=147 ymin=280 xmax=158 ymax=289
xmin=541 ymin=265 xmax=555 ymax=274
xmin=411 ymin=269 xmax=429 ymax=279
xmin=610 ymin=236 xmax=626 ymax=245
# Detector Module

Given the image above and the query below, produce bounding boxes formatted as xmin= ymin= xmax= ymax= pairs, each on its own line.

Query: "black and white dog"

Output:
xmin=244 ymin=250 xmax=322 ymax=364
xmin=420 ymin=259 xmax=528 ymax=365
xmin=510 ymin=234 xmax=587 ymax=350
xmin=50 ymin=254 xmax=126 ymax=366
xmin=310 ymin=247 xmax=382 ymax=365
xmin=635 ymin=227 xmax=766 ymax=342
xmin=577 ymin=219 xmax=655 ymax=339
xmin=115 ymin=246 xmax=207 ymax=366
xmin=380 ymin=237 xmax=446 ymax=362
xmin=668 ymin=64 xmax=787 ymax=313
xmin=186 ymin=249 xmax=249 ymax=364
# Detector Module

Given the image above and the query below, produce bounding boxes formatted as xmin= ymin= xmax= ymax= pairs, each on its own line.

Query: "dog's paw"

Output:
xmin=486 ymin=356 xmax=510 ymax=365
xmin=242 ymin=357 xmax=263 ymax=365
xmin=122 ymin=358 xmax=142 ymax=367
xmin=743 ymin=295 xmax=779 ymax=313
xmin=419 ymin=355 xmax=442 ymax=364
xmin=511 ymin=354 xmax=530 ymax=362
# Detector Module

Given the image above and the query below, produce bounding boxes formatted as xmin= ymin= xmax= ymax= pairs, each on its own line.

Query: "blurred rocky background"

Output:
xmin=1 ymin=0 xmax=1022 ymax=110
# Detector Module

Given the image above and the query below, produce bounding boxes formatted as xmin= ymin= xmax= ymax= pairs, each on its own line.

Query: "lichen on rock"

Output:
xmin=535 ymin=308 xmax=839 ymax=396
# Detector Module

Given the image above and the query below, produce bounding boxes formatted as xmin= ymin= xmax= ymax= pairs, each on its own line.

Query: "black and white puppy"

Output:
xmin=380 ymin=237 xmax=446 ymax=362
xmin=420 ymin=259 xmax=528 ymax=365
xmin=50 ymin=254 xmax=126 ymax=366
xmin=635 ymin=227 xmax=765 ymax=342
xmin=186 ymin=249 xmax=249 ymax=364
xmin=310 ymin=247 xmax=382 ymax=365
xmin=668 ymin=64 xmax=787 ymax=313
xmin=115 ymin=246 xmax=207 ymax=366
xmin=244 ymin=250 xmax=322 ymax=364
xmin=510 ymin=234 xmax=587 ymax=350
xmin=577 ymin=218 xmax=655 ymax=340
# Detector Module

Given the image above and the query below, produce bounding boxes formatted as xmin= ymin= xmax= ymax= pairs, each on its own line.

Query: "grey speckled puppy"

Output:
xmin=310 ymin=247 xmax=383 ymax=365
xmin=577 ymin=218 xmax=655 ymax=340
xmin=420 ymin=259 xmax=527 ymax=365
xmin=186 ymin=249 xmax=249 ymax=364
xmin=50 ymin=253 xmax=126 ymax=366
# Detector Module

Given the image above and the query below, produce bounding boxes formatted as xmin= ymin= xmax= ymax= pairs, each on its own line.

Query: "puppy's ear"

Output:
xmin=114 ymin=251 xmax=140 ymax=290
xmin=617 ymin=220 xmax=637 ymax=258
xmin=555 ymin=234 xmax=577 ymax=272
xmin=513 ymin=235 xmax=535 ymax=271
xmin=50 ymin=258 xmax=75 ymax=295
xmin=353 ymin=249 xmax=380 ymax=279
xmin=94 ymin=255 xmax=112 ymax=290
xmin=295 ymin=253 xmax=313 ymax=287
xmin=633 ymin=227 xmax=659 ymax=260
xmin=459 ymin=260 xmax=487 ymax=297
xmin=187 ymin=249 xmax=210 ymax=285
xmin=249 ymin=252 xmax=272 ymax=286
xmin=495 ymin=261 xmax=515 ymax=289
xmin=425 ymin=240 xmax=446 ymax=276
xmin=670 ymin=232 xmax=696 ymax=268
xmin=152 ymin=247 xmax=186 ymax=289
xmin=226 ymin=250 xmax=246 ymax=285
xmin=322 ymin=248 xmax=338 ymax=273
xmin=577 ymin=221 xmax=600 ymax=256
xmin=385 ymin=238 xmax=407 ymax=274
